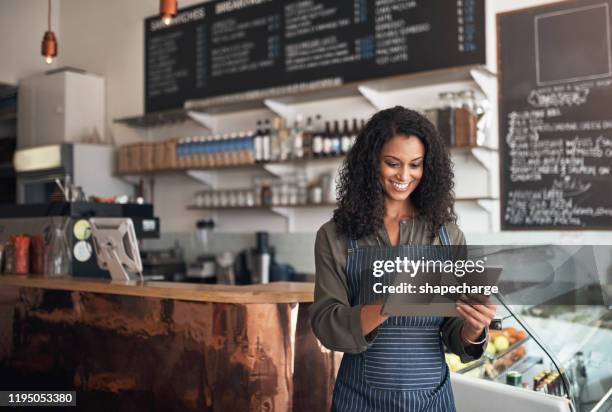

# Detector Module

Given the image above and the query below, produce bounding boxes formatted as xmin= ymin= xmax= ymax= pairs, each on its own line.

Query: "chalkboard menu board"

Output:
xmin=145 ymin=0 xmax=485 ymax=113
xmin=498 ymin=0 xmax=612 ymax=230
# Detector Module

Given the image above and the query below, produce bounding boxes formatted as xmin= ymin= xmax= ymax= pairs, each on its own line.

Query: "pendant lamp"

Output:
xmin=160 ymin=0 xmax=177 ymax=26
xmin=41 ymin=0 xmax=57 ymax=64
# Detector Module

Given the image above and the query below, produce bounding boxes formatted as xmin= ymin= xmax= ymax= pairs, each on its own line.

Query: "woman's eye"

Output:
xmin=386 ymin=162 xmax=399 ymax=168
xmin=410 ymin=163 xmax=422 ymax=169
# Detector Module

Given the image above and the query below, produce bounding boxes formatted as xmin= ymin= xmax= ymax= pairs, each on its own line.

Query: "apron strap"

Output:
xmin=439 ymin=224 xmax=451 ymax=246
xmin=348 ymin=238 xmax=359 ymax=250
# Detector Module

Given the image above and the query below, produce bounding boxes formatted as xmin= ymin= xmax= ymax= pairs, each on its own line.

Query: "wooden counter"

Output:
xmin=0 ymin=275 xmax=339 ymax=412
xmin=0 ymin=275 xmax=315 ymax=303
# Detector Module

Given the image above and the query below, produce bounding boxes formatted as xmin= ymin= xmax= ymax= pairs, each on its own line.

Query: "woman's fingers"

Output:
xmin=456 ymin=305 xmax=483 ymax=330
xmin=459 ymin=295 xmax=496 ymax=318
xmin=456 ymin=302 xmax=493 ymax=328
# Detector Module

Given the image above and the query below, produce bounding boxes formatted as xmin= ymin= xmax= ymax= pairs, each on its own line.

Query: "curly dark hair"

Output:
xmin=333 ymin=106 xmax=457 ymax=241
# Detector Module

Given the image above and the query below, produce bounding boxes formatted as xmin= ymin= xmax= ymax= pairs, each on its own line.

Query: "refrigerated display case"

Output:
xmin=449 ymin=300 xmax=612 ymax=412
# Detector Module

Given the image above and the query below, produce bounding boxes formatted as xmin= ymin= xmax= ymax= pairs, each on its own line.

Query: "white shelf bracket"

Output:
xmin=264 ymin=99 xmax=296 ymax=121
xmin=262 ymin=163 xmax=298 ymax=177
xmin=470 ymin=148 xmax=499 ymax=197
xmin=470 ymin=148 xmax=497 ymax=172
xmin=270 ymin=207 xmax=295 ymax=232
xmin=185 ymin=170 xmax=217 ymax=187
xmin=470 ymin=66 xmax=497 ymax=102
xmin=476 ymin=199 xmax=500 ymax=232
xmin=186 ymin=111 xmax=216 ymax=131
xmin=358 ymin=85 xmax=389 ymax=110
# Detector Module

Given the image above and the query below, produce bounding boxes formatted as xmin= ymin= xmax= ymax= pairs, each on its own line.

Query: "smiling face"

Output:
xmin=379 ymin=134 xmax=425 ymax=205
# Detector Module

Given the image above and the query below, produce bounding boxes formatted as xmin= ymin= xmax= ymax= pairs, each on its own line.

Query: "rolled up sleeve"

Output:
xmin=440 ymin=317 xmax=488 ymax=363
xmin=308 ymin=228 xmax=375 ymax=354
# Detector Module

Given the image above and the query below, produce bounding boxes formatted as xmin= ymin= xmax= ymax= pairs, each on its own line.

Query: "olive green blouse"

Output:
xmin=309 ymin=215 xmax=487 ymax=363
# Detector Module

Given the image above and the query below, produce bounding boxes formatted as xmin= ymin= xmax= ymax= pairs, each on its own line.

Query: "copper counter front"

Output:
xmin=0 ymin=276 xmax=341 ymax=411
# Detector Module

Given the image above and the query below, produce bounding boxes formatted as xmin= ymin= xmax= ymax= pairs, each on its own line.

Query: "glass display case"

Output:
xmin=448 ymin=299 xmax=612 ymax=412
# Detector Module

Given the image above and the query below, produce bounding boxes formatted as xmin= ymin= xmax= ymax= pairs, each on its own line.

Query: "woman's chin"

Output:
xmin=384 ymin=189 xmax=412 ymax=202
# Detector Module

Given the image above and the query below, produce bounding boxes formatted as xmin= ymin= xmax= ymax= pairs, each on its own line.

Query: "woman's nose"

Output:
xmin=396 ymin=167 xmax=411 ymax=182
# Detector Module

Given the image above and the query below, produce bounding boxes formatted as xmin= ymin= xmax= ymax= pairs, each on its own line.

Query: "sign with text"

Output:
xmin=144 ymin=0 xmax=485 ymax=112
xmin=498 ymin=0 xmax=612 ymax=229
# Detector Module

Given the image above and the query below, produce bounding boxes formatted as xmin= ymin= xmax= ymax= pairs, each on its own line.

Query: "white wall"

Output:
xmin=0 ymin=0 xmax=61 ymax=85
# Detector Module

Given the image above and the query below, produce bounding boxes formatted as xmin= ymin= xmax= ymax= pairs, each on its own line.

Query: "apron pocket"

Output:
xmin=364 ymin=326 xmax=444 ymax=391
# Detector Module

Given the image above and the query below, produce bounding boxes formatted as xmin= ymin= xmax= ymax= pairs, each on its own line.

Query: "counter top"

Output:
xmin=0 ymin=275 xmax=315 ymax=303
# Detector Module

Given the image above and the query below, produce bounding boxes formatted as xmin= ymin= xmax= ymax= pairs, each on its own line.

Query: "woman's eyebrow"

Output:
xmin=383 ymin=155 xmax=424 ymax=162
xmin=383 ymin=155 xmax=401 ymax=161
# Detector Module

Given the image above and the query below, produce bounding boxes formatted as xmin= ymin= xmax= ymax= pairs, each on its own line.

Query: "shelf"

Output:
xmin=486 ymin=336 xmax=530 ymax=362
xmin=494 ymin=355 xmax=543 ymax=385
xmin=116 ymin=145 xmax=495 ymax=176
xmin=114 ymin=65 xmax=493 ymax=128
xmin=187 ymin=203 xmax=336 ymax=210
xmin=113 ymin=109 xmax=211 ymax=129
xmin=116 ymin=155 xmax=346 ymax=176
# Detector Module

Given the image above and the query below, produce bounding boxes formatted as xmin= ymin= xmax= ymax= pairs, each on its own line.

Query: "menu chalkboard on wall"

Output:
xmin=498 ymin=0 xmax=612 ymax=230
xmin=144 ymin=0 xmax=485 ymax=113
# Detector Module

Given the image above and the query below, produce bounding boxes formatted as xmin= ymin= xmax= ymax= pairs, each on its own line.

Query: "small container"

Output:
xmin=506 ymin=371 xmax=522 ymax=387
xmin=195 ymin=192 xmax=204 ymax=207
xmin=246 ymin=190 xmax=255 ymax=207
xmin=3 ymin=242 xmax=15 ymax=274
xmin=30 ymin=235 xmax=45 ymax=275
xmin=12 ymin=234 xmax=31 ymax=274
xmin=309 ymin=186 xmax=323 ymax=204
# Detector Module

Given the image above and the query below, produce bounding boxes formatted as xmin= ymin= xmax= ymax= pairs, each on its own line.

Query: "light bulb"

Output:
xmin=45 ymin=56 xmax=53 ymax=64
xmin=162 ymin=15 xmax=172 ymax=25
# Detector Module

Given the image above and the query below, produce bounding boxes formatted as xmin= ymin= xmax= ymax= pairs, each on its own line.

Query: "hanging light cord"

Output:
xmin=48 ymin=0 xmax=51 ymax=31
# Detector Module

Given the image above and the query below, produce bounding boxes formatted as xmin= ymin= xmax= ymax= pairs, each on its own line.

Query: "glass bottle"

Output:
xmin=44 ymin=218 xmax=71 ymax=277
xmin=437 ymin=92 xmax=455 ymax=147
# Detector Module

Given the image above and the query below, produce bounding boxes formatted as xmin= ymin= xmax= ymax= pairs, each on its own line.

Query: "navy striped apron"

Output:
xmin=332 ymin=225 xmax=456 ymax=412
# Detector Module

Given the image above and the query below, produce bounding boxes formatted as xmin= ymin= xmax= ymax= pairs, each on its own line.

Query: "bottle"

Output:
xmin=276 ymin=118 xmax=291 ymax=161
xmin=270 ymin=118 xmax=281 ymax=161
xmin=437 ymin=92 xmax=455 ymax=147
xmin=292 ymin=115 xmax=304 ymax=159
xmin=44 ymin=218 xmax=71 ymax=277
xmin=252 ymin=231 xmax=271 ymax=284
xmin=351 ymin=118 xmax=359 ymax=147
xmin=219 ymin=134 xmax=229 ymax=166
xmin=254 ymin=120 xmax=263 ymax=163
xmin=262 ymin=119 xmax=271 ymax=162
xmin=332 ymin=120 xmax=341 ymax=156
xmin=228 ymin=132 xmax=238 ymax=165
xmin=341 ymin=119 xmax=351 ymax=154
xmin=312 ymin=117 xmax=324 ymax=158
xmin=245 ymin=130 xmax=255 ymax=164
xmin=196 ymin=137 xmax=204 ymax=167
xmin=302 ymin=116 xmax=314 ymax=158
xmin=322 ymin=121 xmax=332 ymax=157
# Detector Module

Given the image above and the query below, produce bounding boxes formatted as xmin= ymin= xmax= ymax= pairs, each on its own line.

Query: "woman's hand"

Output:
xmin=361 ymin=304 xmax=389 ymax=336
xmin=455 ymin=294 xmax=496 ymax=344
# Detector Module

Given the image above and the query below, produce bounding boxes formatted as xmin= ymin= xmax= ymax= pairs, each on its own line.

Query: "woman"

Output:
xmin=309 ymin=106 xmax=496 ymax=411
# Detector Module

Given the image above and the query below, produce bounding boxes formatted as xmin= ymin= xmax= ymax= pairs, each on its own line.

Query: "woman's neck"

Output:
xmin=385 ymin=198 xmax=415 ymax=220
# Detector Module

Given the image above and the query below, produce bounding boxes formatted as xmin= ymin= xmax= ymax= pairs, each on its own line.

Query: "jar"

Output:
xmin=12 ymin=234 xmax=30 ymax=274
xmin=30 ymin=235 xmax=45 ymax=275
xmin=44 ymin=219 xmax=71 ymax=277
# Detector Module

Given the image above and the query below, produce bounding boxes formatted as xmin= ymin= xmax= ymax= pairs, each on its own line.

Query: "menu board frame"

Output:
xmin=497 ymin=0 xmax=612 ymax=230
